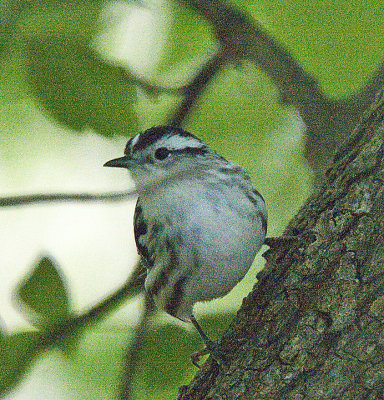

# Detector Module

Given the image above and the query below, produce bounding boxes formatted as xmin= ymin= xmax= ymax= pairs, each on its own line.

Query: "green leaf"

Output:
xmin=0 ymin=331 xmax=40 ymax=397
xmin=25 ymin=36 xmax=139 ymax=137
xmin=0 ymin=0 xmax=106 ymax=56
xmin=15 ymin=256 xmax=70 ymax=327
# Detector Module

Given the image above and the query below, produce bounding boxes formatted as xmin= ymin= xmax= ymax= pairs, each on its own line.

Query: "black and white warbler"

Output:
xmin=104 ymin=126 xmax=267 ymax=366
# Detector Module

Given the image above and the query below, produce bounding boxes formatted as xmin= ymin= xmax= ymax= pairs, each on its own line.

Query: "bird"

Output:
xmin=104 ymin=125 xmax=267 ymax=366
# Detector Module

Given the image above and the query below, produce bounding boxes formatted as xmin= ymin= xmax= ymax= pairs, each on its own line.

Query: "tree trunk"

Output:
xmin=178 ymin=91 xmax=384 ymax=399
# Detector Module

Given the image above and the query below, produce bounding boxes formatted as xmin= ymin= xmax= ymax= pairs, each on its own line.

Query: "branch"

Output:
xmin=177 ymin=0 xmax=336 ymax=183
xmin=1 ymin=265 xmax=146 ymax=397
xmin=123 ymin=68 xmax=187 ymax=97
xmin=0 ymin=161 xmax=231 ymax=208
xmin=0 ymin=190 xmax=137 ymax=207
xmin=39 ymin=264 xmax=145 ymax=349
xmin=178 ymin=0 xmax=379 ymax=185
xmin=169 ymin=50 xmax=229 ymax=126
xmin=119 ymin=294 xmax=155 ymax=400
xmin=181 ymin=0 xmax=328 ymax=115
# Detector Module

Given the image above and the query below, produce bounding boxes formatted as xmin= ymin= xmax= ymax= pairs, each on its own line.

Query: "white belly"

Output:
xmin=141 ymin=180 xmax=267 ymax=320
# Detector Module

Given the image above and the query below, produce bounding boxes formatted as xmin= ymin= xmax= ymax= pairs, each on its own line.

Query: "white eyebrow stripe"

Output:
xmin=130 ymin=133 xmax=141 ymax=149
xmin=165 ymin=135 xmax=203 ymax=150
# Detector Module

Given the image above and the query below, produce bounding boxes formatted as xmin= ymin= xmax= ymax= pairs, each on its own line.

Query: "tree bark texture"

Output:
xmin=177 ymin=92 xmax=384 ymax=399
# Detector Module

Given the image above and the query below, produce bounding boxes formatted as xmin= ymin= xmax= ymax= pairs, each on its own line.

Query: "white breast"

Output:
xmin=140 ymin=179 xmax=266 ymax=320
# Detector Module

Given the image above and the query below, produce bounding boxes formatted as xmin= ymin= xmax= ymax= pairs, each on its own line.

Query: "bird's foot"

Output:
xmin=191 ymin=338 xmax=229 ymax=368
xmin=189 ymin=315 xmax=229 ymax=368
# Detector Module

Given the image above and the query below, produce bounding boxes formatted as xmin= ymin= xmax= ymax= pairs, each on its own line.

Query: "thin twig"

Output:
xmin=120 ymin=293 xmax=155 ymax=400
xmin=1 ymin=267 xmax=146 ymax=397
xmin=40 ymin=264 xmax=146 ymax=348
xmin=182 ymin=0 xmax=327 ymax=113
xmin=0 ymin=190 xmax=137 ymax=208
xmin=121 ymin=67 xmax=186 ymax=97
xmin=169 ymin=50 xmax=229 ymax=126
xmin=1 ymin=164 xmax=229 ymax=209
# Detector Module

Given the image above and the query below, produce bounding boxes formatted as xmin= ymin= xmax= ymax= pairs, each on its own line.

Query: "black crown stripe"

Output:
xmin=131 ymin=126 xmax=200 ymax=153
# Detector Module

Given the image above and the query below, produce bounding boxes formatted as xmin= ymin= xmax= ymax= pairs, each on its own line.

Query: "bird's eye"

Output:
xmin=154 ymin=147 xmax=171 ymax=160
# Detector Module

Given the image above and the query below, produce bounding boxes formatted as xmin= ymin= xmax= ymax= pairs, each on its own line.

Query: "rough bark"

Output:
xmin=177 ymin=91 xmax=384 ymax=399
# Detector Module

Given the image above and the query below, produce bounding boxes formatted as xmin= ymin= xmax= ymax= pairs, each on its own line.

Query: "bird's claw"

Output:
xmin=191 ymin=340 xmax=229 ymax=368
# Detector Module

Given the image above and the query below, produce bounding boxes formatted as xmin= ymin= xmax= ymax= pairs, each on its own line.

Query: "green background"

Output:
xmin=0 ymin=0 xmax=383 ymax=398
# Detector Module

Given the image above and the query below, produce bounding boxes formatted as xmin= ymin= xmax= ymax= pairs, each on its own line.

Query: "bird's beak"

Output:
xmin=104 ymin=156 xmax=130 ymax=169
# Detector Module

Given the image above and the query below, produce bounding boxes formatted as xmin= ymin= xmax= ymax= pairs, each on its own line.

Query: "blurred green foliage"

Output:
xmin=240 ymin=0 xmax=384 ymax=96
xmin=16 ymin=257 xmax=70 ymax=327
xmin=26 ymin=37 xmax=138 ymax=135
xmin=0 ymin=0 xmax=383 ymax=398
xmin=0 ymin=331 xmax=40 ymax=396
xmin=1 ymin=257 xmax=70 ymax=396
